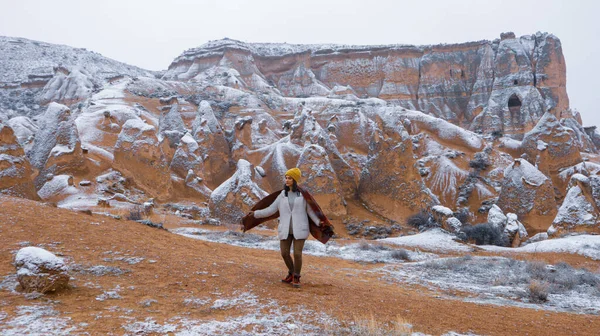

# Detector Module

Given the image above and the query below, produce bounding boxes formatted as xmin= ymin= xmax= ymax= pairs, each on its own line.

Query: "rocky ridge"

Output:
xmin=0 ymin=32 xmax=598 ymax=243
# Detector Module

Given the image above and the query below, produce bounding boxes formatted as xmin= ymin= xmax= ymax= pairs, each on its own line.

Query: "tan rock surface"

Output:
xmin=209 ymin=159 xmax=267 ymax=223
xmin=358 ymin=115 xmax=437 ymax=223
xmin=0 ymin=124 xmax=38 ymax=199
xmin=296 ymin=144 xmax=346 ymax=218
xmin=192 ymin=101 xmax=233 ymax=189
xmin=113 ymin=119 xmax=172 ymax=200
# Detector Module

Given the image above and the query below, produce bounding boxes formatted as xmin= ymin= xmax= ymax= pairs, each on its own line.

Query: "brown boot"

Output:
xmin=281 ymin=272 xmax=293 ymax=284
xmin=292 ymin=274 xmax=301 ymax=288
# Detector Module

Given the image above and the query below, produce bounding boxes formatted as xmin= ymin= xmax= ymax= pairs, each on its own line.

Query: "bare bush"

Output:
xmin=528 ymin=280 xmax=549 ymax=303
xmin=390 ymin=249 xmax=410 ymax=261
xmin=461 ymin=223 xmax=508 ymax=246
xmin=406 ymin=211 xmax=435 ymax=230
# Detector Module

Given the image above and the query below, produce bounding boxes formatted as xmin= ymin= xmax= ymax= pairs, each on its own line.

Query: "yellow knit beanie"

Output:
xmin=285 ymin=168 xmax=301 ymax=183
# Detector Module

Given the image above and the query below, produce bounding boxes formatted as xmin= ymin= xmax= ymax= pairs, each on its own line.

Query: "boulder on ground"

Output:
xmin=15 ymin=246 xmax=69 ymax=293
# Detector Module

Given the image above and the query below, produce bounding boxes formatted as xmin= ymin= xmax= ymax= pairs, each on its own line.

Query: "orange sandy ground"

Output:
xmin=1 ymin=196 xmax=599 ymax=335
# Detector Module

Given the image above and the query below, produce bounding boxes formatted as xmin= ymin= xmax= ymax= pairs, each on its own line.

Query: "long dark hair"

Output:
xmin=284 ymin=180 xmax=300 ymax=197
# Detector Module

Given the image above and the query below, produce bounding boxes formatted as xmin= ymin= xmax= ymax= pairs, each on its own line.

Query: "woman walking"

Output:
xmin=242 ymin=168 xmax=334 ymax=288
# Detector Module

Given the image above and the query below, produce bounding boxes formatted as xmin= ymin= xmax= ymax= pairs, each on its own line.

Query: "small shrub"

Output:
xmin=390 ymin=249 xmax=410 ymax=261
xmin=137 ymin=219 xmax=165 ymax=230
xmin=406 ymin=211 xmax=435 ymax=230
xmin=358 ymin=241 xmax=390 ymax=252
xmin=461 ymin=223 xmax=507 ymax=246
xmin=526 ymin=261 xmax=550 ymax=281
xmin=126 ymin=207 xmax=143 ymax=221
xmin=469 ymin=152 xmax=491 ymax=170
xmin=528 ymin=280 xmax=549 ymax=303
xmin=453 ymin=208 xmax=470 ymax=225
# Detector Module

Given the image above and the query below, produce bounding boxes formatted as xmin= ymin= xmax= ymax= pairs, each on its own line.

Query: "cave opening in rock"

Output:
xmin=508 ymin=94 xmax=522 ymax=108
xmin=508 ymin=94 xmax=522 ymax=119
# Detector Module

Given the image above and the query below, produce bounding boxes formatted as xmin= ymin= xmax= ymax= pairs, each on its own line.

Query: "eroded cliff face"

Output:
xmin=164 ymin=32 xmax=568 ymax=137
xmin=2 ymin=33 xmax=598 ymax=239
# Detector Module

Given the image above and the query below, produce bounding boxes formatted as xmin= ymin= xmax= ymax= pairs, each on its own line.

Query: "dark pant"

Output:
xmin=280 ymin=235 xmax=306 ymax=275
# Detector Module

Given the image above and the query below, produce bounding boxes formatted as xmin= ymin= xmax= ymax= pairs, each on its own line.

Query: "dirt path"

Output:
xmin=1 ymin=196 xmax=599 ymax=335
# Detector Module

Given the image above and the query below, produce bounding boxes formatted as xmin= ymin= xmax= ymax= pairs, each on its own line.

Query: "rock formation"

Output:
xmin=28 ymin=103 xmax=85 ymax=187
xmin=0 ymin=123 xmax=38 ymax=199
xmin=496 ymin=159 xmax=557 ymax=232
xmin=191 ymin=101 xmax=233 ymax=189
xmin=209 ymin=159 xmax=267 ymax=223
xmin=520 ymin=112 xmax=582 ymax=173
xmin=113 ymin=119 xmax=172 ymax=199
xmin=548 ymin=174 xmax=600 ymax=236
xmin=15 ymin=246 xmax=69 ymax=293
xmin=358 ymin=114 xmax=438 ymax=223
xmin=1 ymin=32 xmax=597 ymax=240
xmin=164 ymin=33 xmax=568 ymax=136
xmin=296 ymin=144 xmax=346 ymax=217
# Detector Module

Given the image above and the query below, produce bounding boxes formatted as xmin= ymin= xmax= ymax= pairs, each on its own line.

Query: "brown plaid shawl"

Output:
xmin=241 ymin=187 xmax=335 ymax=244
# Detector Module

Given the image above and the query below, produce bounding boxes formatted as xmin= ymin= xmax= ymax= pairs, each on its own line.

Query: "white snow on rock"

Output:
xmin=504 ymin=158 xmax=547 ymax=187
xmin=550 ymin=184 xmax=596 ymax=229
xmin=15 ymin=247 xmax=67 ymax=275
xmin=158 ymin=103 xmax=186 ymax=142
xmin=115 ymin=118 xmax=157 ymax=148
xmin=40 ymin=67 xmax=94 ymax=103
xmin=536 ymin=139 xmax=548 ymax=151
xmin=432 ymin=205 xmax=454 ymax=217
xmin=209 ymin=159 xmax=268 ymax=222
xmin=0 ymin=36 xmax=154 ymax=84
xmin=445 ymin=217 xmax=463 ymax=233
xmin=6 ymin=116 xmax=38 ymax=153
xmin=524 ymin=232 xmax=548 ymax=244
xmin=396 ymin=108 xmax=484 ymax=150
xmin=499 ymin=137 xmax=522 ymax=150
xmin=504 ymin=213 xmax=528 ymax=239
xmin=487 ymin=204 xmax=507 ymax=230
xmin=381 ymin=228 xmax=474 ymax=252
xmin=192 ymin=101 xmax=222 ymax=135
xmin=28 ymin=103 xmax=77 ymax=169
xmin=37 ymin=175 xmax=77 ymax=200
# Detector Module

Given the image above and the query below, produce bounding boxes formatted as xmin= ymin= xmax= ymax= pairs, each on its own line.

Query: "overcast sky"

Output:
xmin=1 ymin=0 xmax=598 ymax=126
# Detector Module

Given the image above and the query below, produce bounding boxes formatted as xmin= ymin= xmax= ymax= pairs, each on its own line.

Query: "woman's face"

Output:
xmin=285 ymin=175 xmax=294 ymax=187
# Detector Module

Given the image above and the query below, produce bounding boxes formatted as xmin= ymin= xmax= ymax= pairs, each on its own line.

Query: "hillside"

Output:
xmin=1 ymin=196 xmax=599 ymax=335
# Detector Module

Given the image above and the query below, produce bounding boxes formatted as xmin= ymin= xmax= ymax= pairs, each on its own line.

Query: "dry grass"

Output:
xmin=325 ymin=313 xmax=413 ymax=336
